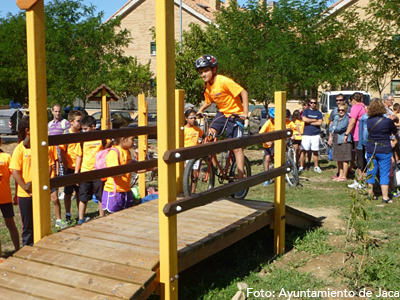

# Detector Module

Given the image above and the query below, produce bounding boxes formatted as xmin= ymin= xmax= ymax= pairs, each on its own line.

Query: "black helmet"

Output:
xmin=195 ymin=55 xmax=218 ymax=70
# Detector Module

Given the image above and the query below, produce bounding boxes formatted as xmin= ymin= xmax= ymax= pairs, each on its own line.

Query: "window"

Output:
xmin=391 ymin=80 xmax=400 ymax=96
xmin=150 ymin=42 xmax=156 ymax=55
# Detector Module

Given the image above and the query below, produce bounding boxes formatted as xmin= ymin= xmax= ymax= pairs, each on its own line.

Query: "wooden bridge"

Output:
xmin=3 ymin=1 xmax=319 ymax=299
xmin=0 ymin=199 xmax=317 ymax=299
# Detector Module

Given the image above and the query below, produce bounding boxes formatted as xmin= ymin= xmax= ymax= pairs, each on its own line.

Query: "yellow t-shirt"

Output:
xmin=204 ymin=74 xmax=244 ymax=116
xmin=104 ymin=146 xmax=132 ymax=192
xmin=75 ymin=140 xmax=104 ymax=172
xmin=293 ymin=120 xmax=305 ymax=140
xmin=49 ymin=146 xmax=58 ymax=178
xmin=0 ymin=152 xmax=12 ymax=204
xmin=184 ymin=126 xmax=204 ymax=147
xmin=59 ymin=129 xmax=80 ymax=169
xmin=259 ymin=119 xmax=296 ymax=148
xmin=10 ymin=141 xmax=54 ymax=198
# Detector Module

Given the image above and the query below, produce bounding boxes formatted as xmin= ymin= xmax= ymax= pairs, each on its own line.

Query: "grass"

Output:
xmin=2 ymin=148 xmax=400 ymax=299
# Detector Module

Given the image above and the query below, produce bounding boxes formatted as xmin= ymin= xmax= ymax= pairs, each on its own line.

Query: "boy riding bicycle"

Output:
xmin=195 ymin=55 xmax=249 ymax=193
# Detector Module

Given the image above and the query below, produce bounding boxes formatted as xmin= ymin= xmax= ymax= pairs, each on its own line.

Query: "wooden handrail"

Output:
xmin=163 ymin=129 xmax=292 ymax=164
xmin=48 ymin=126 xmax=157 ymax=146
xmin=163 ymin=165 xmax=290 ymax=217
xmin=50 ymin=158 xmax=157 ymax=189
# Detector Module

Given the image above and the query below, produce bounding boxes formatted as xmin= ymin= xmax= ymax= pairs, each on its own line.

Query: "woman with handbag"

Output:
xmin=365 ymin=100 xmax=398 ymax=203
xmin=329 ymin=104 xmax=352 ymax=181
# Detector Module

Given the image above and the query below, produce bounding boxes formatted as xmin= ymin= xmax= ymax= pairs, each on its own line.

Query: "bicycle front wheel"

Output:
xmin=230 ymin=156 xmax=251 ymax=199
xmin=183 ymin=157 xmax=215 ymax=197
xmin=285 ymin=154 xmax=299 ymax=187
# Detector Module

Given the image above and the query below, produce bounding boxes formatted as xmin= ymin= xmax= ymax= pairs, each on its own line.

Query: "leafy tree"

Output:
xmin=0 ymin=13 xmax=28 ymax=103
xmin=175 ymin=0 xmax=368 ymax=106
xmin=363 ymin=0 xmax=400 ymax=97
xmin=0 ymin=0 xmax=152 ymax=107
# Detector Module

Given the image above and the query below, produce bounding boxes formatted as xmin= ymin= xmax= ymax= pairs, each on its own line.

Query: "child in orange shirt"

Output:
xmin=11 ymin=116 xmax=53 ymax=246
xmin=102 ymin=136 xmax=135 ymax=213
xmin=75 ymin=116 xmax=105 ymax=224
xmin=259 ymin=108 xmax=296 ymax=186
xmin=0 ymin=137 xmax=20 ymax=257
xmin=59 ymin=110 xmax=83 ymax=223
xmin=184 ymin=109 xmax=204 ymax=148
xmin=292 ymin=110 xmax=305 ymax=166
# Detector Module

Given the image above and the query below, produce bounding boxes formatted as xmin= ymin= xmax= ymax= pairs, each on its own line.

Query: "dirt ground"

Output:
xmin=1 ymin=142 xmax=17 ymax=155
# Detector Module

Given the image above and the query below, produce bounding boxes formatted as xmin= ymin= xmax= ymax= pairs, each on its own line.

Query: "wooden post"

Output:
xmin=138 ymin=94 xmax=148 ymax=198
xmin=273 ymin=91 xmax=286 ymax=255
xmin=101 ymin=87 xmax=110 ymax=130
xmin=22 ymin=0 xmax=52 ymax=242
xmin=156 ymin=0 xmax=178 ymax=298
xmin=175 ymin=89 xmax=184 ymax=194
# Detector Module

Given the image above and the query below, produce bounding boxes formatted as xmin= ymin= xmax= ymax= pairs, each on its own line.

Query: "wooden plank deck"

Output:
xmin=0 ymin=198 xmax=307 ymax=299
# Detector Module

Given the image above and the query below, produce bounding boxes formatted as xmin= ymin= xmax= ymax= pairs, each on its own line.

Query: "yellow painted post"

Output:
xmin=138 ymin=94 xmax=148 ymax=198
xmin=156 ymin=0 xmax=178 ymax=298
xmin=273 ymin=91 xmax=287 ymax=255
xmin=22 ymin=0 xmax=52 ymax=242
xmin=101 ymin=87 xmax=110 ymax=130
xmin=175 ymin=89 xmax=184 ymax=194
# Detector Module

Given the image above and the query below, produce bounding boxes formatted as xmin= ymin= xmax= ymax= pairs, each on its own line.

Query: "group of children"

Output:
xmin=259 ymin=108 xmax=304 ymax=185
xmin=1 ymin=110 xmax=137 ymax=256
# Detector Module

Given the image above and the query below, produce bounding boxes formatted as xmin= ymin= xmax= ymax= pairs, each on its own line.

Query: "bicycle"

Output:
xmin=266 ymin=139 xmax=299 ymax=188
xmin=130 ymin=144 xmax=158 ymax=188
xmin=183 ymin=114 xmax=251 ymax=198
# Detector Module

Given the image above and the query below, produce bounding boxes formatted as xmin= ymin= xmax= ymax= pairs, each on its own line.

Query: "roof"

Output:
xmin=107 ymin=0 xmax=218 ymax=23
xmin=87 ymin=84 xmax=120 ymax=102
xmin=324 ymin=0 xmax=358 ymax=17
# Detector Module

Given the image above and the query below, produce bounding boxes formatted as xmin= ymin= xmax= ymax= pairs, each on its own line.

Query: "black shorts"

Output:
xmin=79 ymin=179 xmax=104 ymax=202
xmin=0 ymin=202 xmax=15 ymax=218
xmin=264 ymin=146 xmax=275 ymax=157
xmin=64 ymin=168 xmax=80 ymax=195
xmin=210 ymin=111 xmax=244 ymax=139
xmin=354 ymin=141 xmax=367 ymax=171
xmin=292 ymin=140 xmax=301 ymax=145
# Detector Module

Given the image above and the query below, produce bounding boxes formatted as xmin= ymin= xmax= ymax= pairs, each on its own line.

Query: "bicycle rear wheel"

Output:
xmin=285 ymin=154 xmax=299 ymax=187
xmin=229 ymin=156 xmax=251 ymax=199
xmin=183 ymin=157 xmax=215 ymax=197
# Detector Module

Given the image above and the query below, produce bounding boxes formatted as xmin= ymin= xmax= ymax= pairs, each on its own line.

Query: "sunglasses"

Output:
xmin=310 ymin=102 xmax=317 ymax=104
xmin=336 ymin=99 xmax=344 ymax=102
xmin=338 ymin=109 xmax=346 ymax=112
xmin=188 ymin=116 xmax=196 ymax=120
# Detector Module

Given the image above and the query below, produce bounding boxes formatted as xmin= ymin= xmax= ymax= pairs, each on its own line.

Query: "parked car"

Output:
xmin=320 ymin=91 xmax=371 ymax=117
xmin=92 ymin=111 xmax=134 ymax=130
xmin=248 ymin=107 xmax=267 ymax=135
xmin=0 ymin=109 xmax=24 ymax=135
xmin=128 ymin=113 xmax=157 ymax=128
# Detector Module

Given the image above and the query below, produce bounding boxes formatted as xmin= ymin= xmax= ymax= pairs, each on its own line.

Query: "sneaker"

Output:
xmin=263 ymin=180 xmax=270 ymax=186
xmin=391 ymin=190 xmax=400 ymax=198
xmin=298 ymin=167 xmax=304 ymax=172
xmin=66 ymin=215 xmax=72 ymax=225
xmin=58 ymin=192 xmax=65 ymax=200
xmin=347 ymin=180 xmax=359 ymax=189
xmin=55 ymin=219 xmax=68 ymax=229
xmin=314 ymin=166 xmax=322 ymax=173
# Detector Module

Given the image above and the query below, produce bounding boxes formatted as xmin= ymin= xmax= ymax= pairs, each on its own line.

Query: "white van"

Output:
xmin=320 ymin=91 xmax=371 ymax=118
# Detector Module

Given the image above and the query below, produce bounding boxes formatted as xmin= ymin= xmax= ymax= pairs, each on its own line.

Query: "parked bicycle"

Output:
xmin=183 ymin=114 xmax=251 ymax=198
xmin=267 ymin=139 xmax=299 ymax=188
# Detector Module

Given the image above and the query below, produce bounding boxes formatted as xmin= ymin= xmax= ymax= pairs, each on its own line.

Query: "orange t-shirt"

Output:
xmin=0 ymin=152 xmax=12 ymax=204
xmin=59 ymin=129 xmax=80 ymax=169
xmin=184 ymin=126 xmax=204 ymax=147
xmin=204 ymin=74 xmax=244 ymax=116
xmin=259 ymin=119 xmax=296 ymax=148
xmin=10 ymin=141 xmax=54 ymax=198
xmin=49 ymin=146 xmax=58 ymax=178
xmin=104 ymin=146 xmax=132 ymax=192
xmin=293 ymin=120 xmax=305 ymax=140
xmin=75 ymin=140 xmax=104 ymax=172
